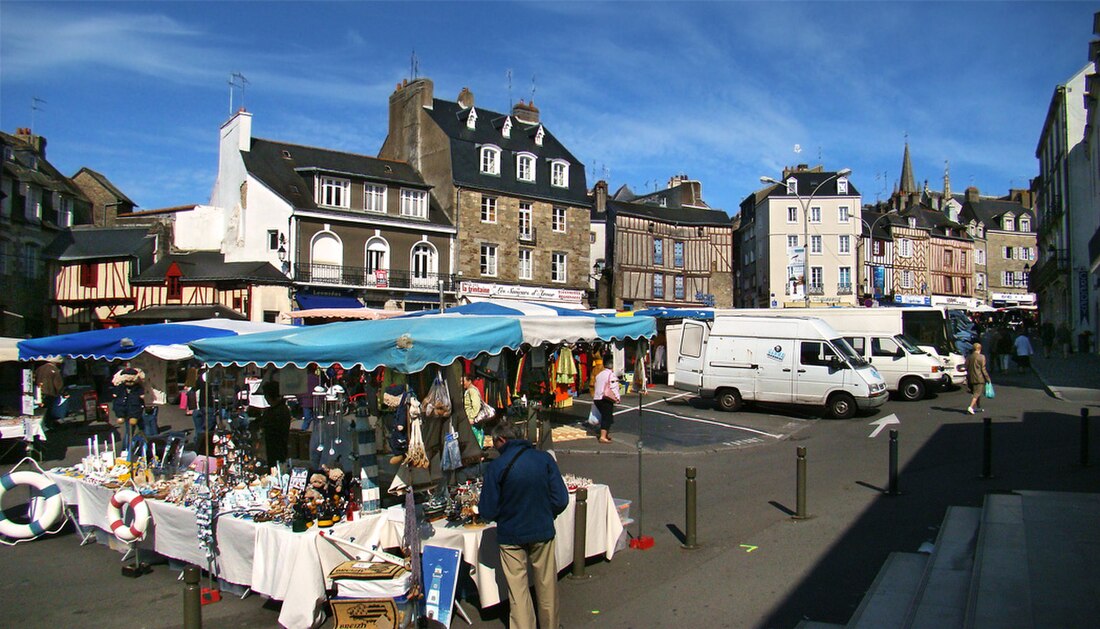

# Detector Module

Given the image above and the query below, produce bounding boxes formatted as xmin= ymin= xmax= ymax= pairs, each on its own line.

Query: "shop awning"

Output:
xmin=0 ymin=337 xmax=22 ymax=362
xmin=403 ymin=300 xmax=595 ymax=318
xmin=295 ymin=293 xmax=362 ymax=310
xmin=19 ymin=319 xmax=289 ymax=362
xmin=628 ymin=307 xmax=715 ymax=320
xmin=190 ymin=314 xmax=656 ymax=372
xmin=286 ymin=308 xmax=403 ymax=321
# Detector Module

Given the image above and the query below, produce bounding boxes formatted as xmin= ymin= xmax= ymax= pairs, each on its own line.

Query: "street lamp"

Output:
xmin=858 ymin=208 xmax=899 ymax=297
xmin=760 ymin=167 xmax=852 ymax=307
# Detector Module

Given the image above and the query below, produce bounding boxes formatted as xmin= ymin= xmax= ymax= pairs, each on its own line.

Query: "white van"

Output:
xmin=675 ymin=315 xmax=889 ymax=419
xmin=837 ymin=333 xmax=947 ymax=401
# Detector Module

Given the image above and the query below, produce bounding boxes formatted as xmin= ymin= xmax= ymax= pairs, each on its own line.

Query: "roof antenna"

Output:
xmin=228 ymin=72 xmax=249 ymax=115
xmin=410 ymin=50 xmax=419 ymax=80
xmin=31 ymin=97 xmax=46 ymax=133
xmin=530 ymin=74 xmax=537 ymax=103
xmin=507 ymin=69 xmax=513 ymax=108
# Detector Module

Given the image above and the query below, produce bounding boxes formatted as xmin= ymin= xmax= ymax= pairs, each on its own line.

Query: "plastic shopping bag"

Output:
xmin=587 ymin=406 xmax=602 ymax=427
xmin=984 ymin=382 xmax=995 ymax=399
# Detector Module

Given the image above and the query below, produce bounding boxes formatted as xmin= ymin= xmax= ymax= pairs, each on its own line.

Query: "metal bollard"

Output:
xmin=1082 ymin=408 xmax=1091 ymax=468
xmin=887 ymin=429 xmax=900 ymax=495
xmin=183 ymin=565 xmax=202 ymax=629
xmin=683 ymin=467 xmax=698 ymax=549
xmin=981 ymin=417 xmax=993 ymax=479
xmin=794 ymin=446 xmax=809 ymax=519
xmin=569 ymin=487 xmax=590 ymax=579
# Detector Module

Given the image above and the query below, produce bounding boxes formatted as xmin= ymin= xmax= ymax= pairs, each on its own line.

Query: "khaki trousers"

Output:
xmin=499 ymin=539 xmax=558 ymax=629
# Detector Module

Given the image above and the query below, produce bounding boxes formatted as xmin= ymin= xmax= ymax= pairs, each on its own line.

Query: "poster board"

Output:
xmin=82 ymin=391 xmax=99 ymax=423
xmin=421 ymin=544 xmax=461 ymax=628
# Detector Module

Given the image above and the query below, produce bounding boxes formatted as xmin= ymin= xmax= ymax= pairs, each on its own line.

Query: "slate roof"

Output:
xmin=131 ymin=251 xmax=290 ymax=285
xmin=889 ymin=206 xmax=972 ymax=241
xmin=242 ymin=138 xmax=452 ymax=227
xmin=607 ymin=197 xmax=732 ymax=227
xmin=43 ymin=226 xmax=155 ymax=261
xmin=115 ymin=304 xmax=247 ymax=322
xmin=861 ymin=210 xmax=893 ymax=239
xmin=424 ymin=99 xmax=589 ymax=206
xmin=1 ymin=132 xmax=88 ymax=200
xmin=72 ymin=167 xmax=136 ymax=207
xmin=760 ymin=171 xmax=860 ymax=199
xmin=959 ymin=197 xmax=1034 ymax=228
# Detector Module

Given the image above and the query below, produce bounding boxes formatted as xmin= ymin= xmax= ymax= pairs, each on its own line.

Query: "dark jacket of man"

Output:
xmin=112 ymin=383 xmax=145 ymax=419
xmin=479 ymin=439 xmax=569 ymax=545
xmin=35 ymin=362 xmax=63 ymax=397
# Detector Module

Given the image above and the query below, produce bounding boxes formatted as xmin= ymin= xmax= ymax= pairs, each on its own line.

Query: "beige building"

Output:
xmin=737 ymin=165 xmax=861 ymax=308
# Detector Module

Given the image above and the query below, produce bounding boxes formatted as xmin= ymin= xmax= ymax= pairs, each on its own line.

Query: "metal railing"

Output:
xmin=518 ymin=226 xmax=538 ymax=245
xmin=296 ymin=263 xmax=456 ymax=291
xmin=837 ymin=283 xmax=853 ymax=295
xmin=807 ymin=283 xmax=825 ymax=295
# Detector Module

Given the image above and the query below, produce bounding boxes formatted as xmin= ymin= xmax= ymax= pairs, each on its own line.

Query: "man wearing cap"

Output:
xmin=34 ymin=358 xmax=64 ymax=429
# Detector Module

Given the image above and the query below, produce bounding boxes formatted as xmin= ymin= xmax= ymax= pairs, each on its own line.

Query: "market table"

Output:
xmin=44 ymin=473 xmax=624 ymax=629
xmin=0 ymin=415 xmax=45 ymax=441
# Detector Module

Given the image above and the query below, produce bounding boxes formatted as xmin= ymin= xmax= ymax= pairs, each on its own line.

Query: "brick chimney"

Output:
xmin=15 ymin=127 xmax=46 ymax=157
xmin=457 ymin=87 xmax=474 ymax=109
xmin=593 ymin=180 xmax=608 ymax=213
xmin=965 ymin=186 xmax=980 ymax=204
xmin=512 ymin=99 xmax=540 ymax=124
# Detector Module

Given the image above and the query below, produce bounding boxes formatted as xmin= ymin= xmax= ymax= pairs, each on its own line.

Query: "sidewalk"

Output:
xmin=1031 ymin=352 xmax=1100 ymax=405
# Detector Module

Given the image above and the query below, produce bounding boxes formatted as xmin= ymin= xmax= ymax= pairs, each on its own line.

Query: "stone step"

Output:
xmin=846 ymin=552 xmax=929 ymax=629
xmin=906 ymin=505 xmax=982 ymax=629
xmin=964 ymin=493 xmax=1030 ymax=629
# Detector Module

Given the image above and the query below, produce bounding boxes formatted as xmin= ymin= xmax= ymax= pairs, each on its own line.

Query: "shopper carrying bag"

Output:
xmin=592 ymin=354 xmax=618 ymax=444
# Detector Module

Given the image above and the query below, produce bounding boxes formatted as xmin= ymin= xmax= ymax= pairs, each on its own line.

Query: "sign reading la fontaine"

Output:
xmin=459 ymin=281 xmax=585 ymax=304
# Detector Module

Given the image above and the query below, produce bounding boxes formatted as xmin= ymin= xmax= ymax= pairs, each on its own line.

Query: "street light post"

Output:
xmin=858 ymin=209 xmax=899 ymax=298
xmin=760 ymin=168 xmax=851 ymax=307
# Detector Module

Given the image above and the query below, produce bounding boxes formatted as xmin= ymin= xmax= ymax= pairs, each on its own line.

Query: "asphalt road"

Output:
xmin=2 ymin=368 xmax=1097 ymax=628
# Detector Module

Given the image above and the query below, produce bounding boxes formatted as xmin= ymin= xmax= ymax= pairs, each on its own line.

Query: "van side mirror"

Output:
xmin=896 ymin=347 xmax=906 ymax=359
xmin=829 ymin=356 xmax=847 ymax=370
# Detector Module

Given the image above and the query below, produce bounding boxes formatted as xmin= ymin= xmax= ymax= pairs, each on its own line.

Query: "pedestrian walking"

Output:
xmin=478 ymin=422 xmax=569 ymax=629
xmin=965 ymin=342 xmax=991 ymax=415
xmin=34 ymin=357 xmax=64 ymax=429
xmin=592 ymin=354 xmax=620 ymax=444
xmin=1013 ymin=330 xmax=1034 ymax=373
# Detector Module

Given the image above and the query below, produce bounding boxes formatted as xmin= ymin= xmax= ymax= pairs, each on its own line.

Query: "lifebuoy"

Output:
xmin=0 ymin=471 xmax=64 ymax=540
xmin=107 ymin=489 xmax=150 ymax=543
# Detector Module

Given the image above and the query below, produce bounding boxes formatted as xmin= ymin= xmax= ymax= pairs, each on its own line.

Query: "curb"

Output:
xmin=1031 ymin=367 xmax=1065 ymax=401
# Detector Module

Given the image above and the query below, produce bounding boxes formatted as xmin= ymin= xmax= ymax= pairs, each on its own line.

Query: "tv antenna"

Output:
xmin=410 ymin=50 xmax=419 ymax=80
xmin=228 ymin=72 xmax=249 ymax=115
xmin=530 ymin=74 xmax=537 ymax=102
xmin=31 ymin=97 xmax=46 ymax=133
xmin=507 ymin=69 xmax=513 ymax=107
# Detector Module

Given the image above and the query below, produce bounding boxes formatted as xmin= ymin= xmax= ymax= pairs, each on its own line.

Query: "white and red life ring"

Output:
xmin=107 ymin=489 xmax=150 ymax=542
xmin=0 ymin=471 xmax=64 ymax=540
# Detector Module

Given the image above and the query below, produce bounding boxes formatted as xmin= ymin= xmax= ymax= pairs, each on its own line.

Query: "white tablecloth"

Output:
xmin=0 ymin=416 xmax=45 ymax=441
xmin=45 ymin=474 xmax=623 ymax=629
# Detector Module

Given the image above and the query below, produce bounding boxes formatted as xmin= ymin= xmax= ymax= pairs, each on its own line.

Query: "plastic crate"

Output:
xmin=614 ymin=498 xmax=631 ymax=525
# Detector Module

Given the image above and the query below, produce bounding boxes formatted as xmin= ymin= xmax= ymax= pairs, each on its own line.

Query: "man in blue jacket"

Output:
xmin=478 ymin=422 xmax=569 ymax=629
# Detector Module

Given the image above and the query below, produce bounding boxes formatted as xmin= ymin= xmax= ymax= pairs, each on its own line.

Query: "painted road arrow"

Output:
xmin=739 ymin=544 xmax=758 ymax=553
xmin=868 ymin=413 xmax=900 ymax=438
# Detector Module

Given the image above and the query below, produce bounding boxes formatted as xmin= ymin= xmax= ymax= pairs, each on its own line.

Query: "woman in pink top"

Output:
xmin=592 ymin=354 xmax=619 ymax=444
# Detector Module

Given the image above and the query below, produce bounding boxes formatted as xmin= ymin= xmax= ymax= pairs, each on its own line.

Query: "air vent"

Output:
xmin=289 ymin=185 xmax=300 ymax=194
xmin=282 ymin=150 xmax=292 ymax=159
xmin=384 ymin=165 xmax=392 ymax=173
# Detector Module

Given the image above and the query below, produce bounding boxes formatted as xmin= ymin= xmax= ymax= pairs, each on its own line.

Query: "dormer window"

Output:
xmin=502 ymin=117 xmax=512 ymax=138
xmin=907 ymin=217 xmax=916 ymax=228
xmin=282 ymin=150 xmax=292 ymax=159
xmin=1002 ymin=214 xmax=1015 ymax=231
xmin=837 ymin=177 xmax=848 ymax=195
xmin=550 ymin=160 xmax=569 ymax=188
xmin=480 ymin=145 xmax=501 ymax=176
xmin=516 ymin=153 xmax=535 ymax=183
xmin=786 ymin=177 xmax=797 ymax=195
xmin=317 ymin=176 xmax=350 ymax=208
xmin=466 ymin=107 xmax=478 ymax=130
xmin=534 ymin=125 xmax=545 ymax=146
xmin=1019 ymin=216 xmax=1030 ymax=232
xmin=977 ymin=222 xmax=985 ymax=237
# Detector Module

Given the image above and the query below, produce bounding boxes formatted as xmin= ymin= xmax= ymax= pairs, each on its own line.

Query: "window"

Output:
xmin=810 ymin=266 xmax=823 ymax=287
xmin=977 ymin=223 xmax=985 ymax=237
xmin=976 ymin=249 xmax=986 ymax=265
xmin=944 ymin=249 xmax=953 ymax=267
xmin=518 ymin=203 xmax=532 ymax=239
xmin=551 ymin=160 xmax=569 ymax=188
xmin=810 ymin=235 xmax=822 ymax=254
xmin=466 ymin=108 xmax=477 ymax=130
xmin=787 ymin=207 xmax=798 ymax=223
xmin=1004 ymin=246 xmax=1012 ymax=259
xmin=839 ymin=266 xmax=851 ymax=289
xmin=365 ymin=237 xmax=389 ymax=273
xmin=800 ymin=341 xmax=837 ymax=367
xmin=480 ymin=244 xmax=498 ymax=277
xmin=871 ymin=337 xmax=900 ymax=358
xmin=410 ymin=243 xmax=437 ymax=286
xmin=59 ymin=197 xmax=73 ymax=228
xmin=518 ymin=249 xmax=533 ymax=280
xmin=400 ymin=188 xmax=427 ymax=218
xmin=907 ymin=217 xmax=916 ymax=228
xmin=267 ymin=230 xmax=279 ymax=251
xmin=977 ymin=273 xmax=986 ymax=290
xmin=944 ymin=276 xmax=954 ymax=293
xmin=1003 ymin=215 xmax=1015 ymax=231
xmin=364 ymin=184 xmax=387 ymax=212
xmin=652 ymin=274 xmax=664 ymax=298
xmin=787 ymin=235 xmax=799 ymax=249
xmin=79 ymin=262 xmax=97 ymax=288
xmin=838 ymin=206 xmax=850 ymax=223
xmin=166 ymin=272 xmax=182 ymax=300
xmin=1020 ymin=216 xmax=1031 ymax=232
xmin=872 ymin=240 xmax=884 ymax=256
xmin=786 ymin=177 xmax=797 ymax=194
xmin=534 ymin=126 xmax=545 ymax=146
xmin=22 ymin=243 xmax=40 ymax=278
xmin=838 ymin=235 xmax=851 ymax=254
xmin=480 ymin=196 xmax=497 ymax=223
xmin=516 ymin=153 xmax=535 ymax=182
xmin=480 ymin=146 xmax=500 ymax=175
xmin=552 ymin=206 xmax=567 ymax=232
xmin=845 ymin=336 xmax=866 ymax=355
xmin=317 ymin=176 xmax=350 ymax=208
xmin=837 ymin=177 xmax=849 ymax=195
xmin=673 ymin=241 xmax=685 ymax=268
xmin=1003 ymin=271 xmax=1014 ymax=285
xmin=590 ymin=231 xmax=596 ymax=244
xmin=674 ymin=276 xmax=685 ymax=299
xmin=901 ymin=270 xmax=913 ymax=289
xmin=551 ymin=252 xmax=567 ymax=283
xmin=654 ymin=239 xmax=664 ymax=265
xmin=898 ymin=239 xmax=912 ymax=258
xmin=0 ymin=241 xmax=9 ymax=275
xmin=810 ymin=206 xmax=821 ymax=223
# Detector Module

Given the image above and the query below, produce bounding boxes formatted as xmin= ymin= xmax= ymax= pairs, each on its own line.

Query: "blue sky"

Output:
xmin=1 ymin=2 xmax=1094 ymax=215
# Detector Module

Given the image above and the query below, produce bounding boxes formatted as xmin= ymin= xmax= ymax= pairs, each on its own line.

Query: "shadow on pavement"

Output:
xmin=761 ymin=408 xmax=1100 ymax=628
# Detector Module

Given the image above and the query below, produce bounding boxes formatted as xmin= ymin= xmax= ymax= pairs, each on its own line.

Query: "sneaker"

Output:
xmin=967 ymin=407 xmax=975 ymax=415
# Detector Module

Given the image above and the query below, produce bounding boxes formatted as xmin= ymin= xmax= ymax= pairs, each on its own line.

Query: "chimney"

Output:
xmin=965 ymin=186 xmax=980 ymax=204
xmin=381 ymin=77 xmax=434 ymax=167
xmin=16 ymin=127 xmax=46 ymax=157
xmin=457 ymin=86 xmax=474 ymax=109
xmin=220 ymin=108 xmax=252 ymax=153
xmin=594 ymin=180 xmax=608 ymax=213
xmin=512 ymin=99 xmax=540 ymax=124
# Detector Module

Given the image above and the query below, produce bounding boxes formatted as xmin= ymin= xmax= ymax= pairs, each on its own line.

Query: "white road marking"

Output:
xmin=641 ymin=408 xmax=783 ymax=439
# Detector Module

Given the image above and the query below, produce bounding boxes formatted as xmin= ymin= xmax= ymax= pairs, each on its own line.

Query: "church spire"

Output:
xmin=899 ymin=141 xmax=917 ymax=195
xmin=943 ymin=159 xmax=951 ymax=201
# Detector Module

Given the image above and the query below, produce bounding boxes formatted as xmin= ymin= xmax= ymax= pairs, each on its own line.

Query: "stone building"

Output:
xmin=379 ymin=79 xmax=590 ymax=308
xmin=959 ymin=187 xmax=1036 ymax=308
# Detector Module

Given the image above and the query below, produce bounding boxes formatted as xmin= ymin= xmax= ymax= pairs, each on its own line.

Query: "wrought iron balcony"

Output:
xmin=1028 ymin=253 xmax=1069 ymax=290
xmin=518 ymin=226 xmax=538 ymax=245
xmin=807 ymin=283 xmax=825 ymax=295
xmin=837 ymin=283 xmax=853 ymax=295
xmin=296 ymin=263 xmax=456 ymax=291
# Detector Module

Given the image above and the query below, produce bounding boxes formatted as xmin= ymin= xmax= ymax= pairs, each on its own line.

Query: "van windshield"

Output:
xmin=831 ymin=338 xmax=867 ymax=366
xmin=895 ymin=334 xmax=926 ymax=355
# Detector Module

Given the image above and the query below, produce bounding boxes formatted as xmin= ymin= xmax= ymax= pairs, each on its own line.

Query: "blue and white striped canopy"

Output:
xmin=189 ymin=314 xmax=656 ymax=372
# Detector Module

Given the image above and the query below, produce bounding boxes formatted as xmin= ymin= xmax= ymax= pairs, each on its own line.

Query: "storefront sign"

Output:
xmin=459 ymin=281 xmax=585 ymax=304
xmin=809 ymin=296 xmax=842 ymax=304
xmin=893 ymin=294 xmax=931 ymax=306
xmin=931 ymin=295 xmax=979 ymax=309
xmin=873 ymin=266 xmax=885 ymax=295
xmin=990 ymin=292 xmax=1036 ymax=304
xmin=1080 ymin=270 xmax=1090 ymax=324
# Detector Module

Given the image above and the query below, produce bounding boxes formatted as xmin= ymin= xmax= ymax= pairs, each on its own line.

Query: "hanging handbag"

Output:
xmin=602 ymin=372 xmax=621 ymax=403
xmin=984 ymin=382 xmax=995 ymax=399
xmin=474 ymin=399 xmax=496 ymax=424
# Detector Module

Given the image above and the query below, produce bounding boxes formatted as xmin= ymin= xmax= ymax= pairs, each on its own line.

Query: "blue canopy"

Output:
xmin=629 ymin=307 xmax=715 ymax=320
xmin=295 ymin=293 xmax=362 ymax=310
xmin=18 ymin=319 xmax=288 ymax=362
xmin=190 ymin=314 xmax=656 ymax=372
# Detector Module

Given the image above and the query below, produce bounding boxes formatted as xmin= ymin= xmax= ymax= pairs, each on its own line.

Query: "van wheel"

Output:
xmin=716 ymin=389 xmax=743 ymax=412
xmin=828 ymin=392 xmax=856 ymax=419
xmin=900 ymin=376 xmax=926 ymax=401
